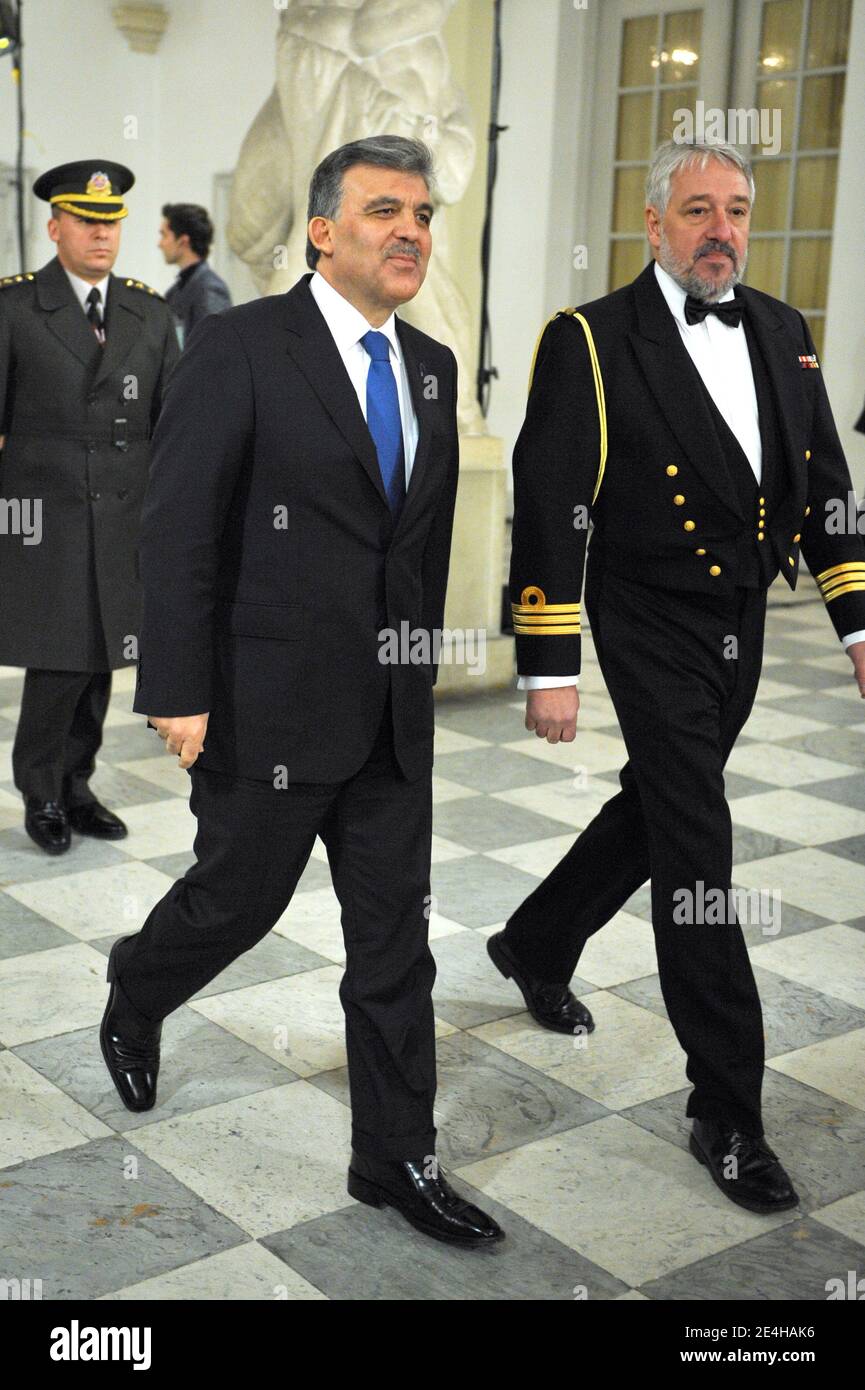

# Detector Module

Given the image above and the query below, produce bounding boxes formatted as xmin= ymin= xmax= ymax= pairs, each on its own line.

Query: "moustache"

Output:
xmin=385 ymin=245 xmax=420 ymax=262
xmin=695 ymin=242 xmax=737 ymax=265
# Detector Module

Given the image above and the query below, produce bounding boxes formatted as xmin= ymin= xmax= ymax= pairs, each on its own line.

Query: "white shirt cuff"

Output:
xmin=842 ymin=629 xmax=865 ymax=649
xmin=517 ymin=675 xmax=580 ymax=690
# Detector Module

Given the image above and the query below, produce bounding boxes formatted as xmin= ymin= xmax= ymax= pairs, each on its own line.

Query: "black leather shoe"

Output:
xmin=347 ymin=1150 xmax=504 ymax=1246
xmin=69 ymin=801 xmax=128 ymax=839
xmin=24 ymin=798 xmax=71 ymax=855
xmin=690 ymin=1118 xmax=800 ymax=1214
xmin=100 ymin=936 xmax=161 ymax=1112
xmin=487 ymin=929 xmax=594 ymax=1035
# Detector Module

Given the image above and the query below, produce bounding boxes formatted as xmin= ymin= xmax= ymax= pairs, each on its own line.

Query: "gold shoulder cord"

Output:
xmin=527 ymin=307 xmax=607 ymax=504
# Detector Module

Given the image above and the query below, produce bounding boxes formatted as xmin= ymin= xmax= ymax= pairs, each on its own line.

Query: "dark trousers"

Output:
xmin=12 ymin=668 xmax=112 ymax=805
xmin=504 ymin=567 xmax=768 ymax=1135
xmin=113 ymin=693 xmax=438 ymax=1163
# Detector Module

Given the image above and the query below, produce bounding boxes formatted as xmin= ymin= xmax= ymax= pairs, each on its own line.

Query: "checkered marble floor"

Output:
xmin=1 ymin=594 xmax=864 ymax=1301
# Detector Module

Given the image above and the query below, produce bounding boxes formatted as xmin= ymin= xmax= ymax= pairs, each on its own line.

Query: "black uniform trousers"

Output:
xmin=12 ymin=668 xmax=112 ymax=806
xmin=503 ymin=555 xmax=768 ymax=1136
xmin=112 ymin=688 xmax=438 ymax=1163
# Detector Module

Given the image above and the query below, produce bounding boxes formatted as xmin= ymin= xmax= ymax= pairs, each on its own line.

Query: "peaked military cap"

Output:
xmin=33 ymin=160 xmax=135 ymax=221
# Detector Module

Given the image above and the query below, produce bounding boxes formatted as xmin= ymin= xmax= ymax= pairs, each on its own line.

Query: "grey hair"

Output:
xmin=645 ymin=139 xmax=756 ymax=217
xmin=305 ymin=135 xmax=436 ymax=270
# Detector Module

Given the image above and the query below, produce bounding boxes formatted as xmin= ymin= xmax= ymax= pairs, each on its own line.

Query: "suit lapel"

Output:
xmin=36 ymin=257 xmax=103 ymax=370
xmin=92 ymin=277 xmax=143 ymax=388
xmin=282 ymin=275 xmax=388 ymax=508
xmin=395 ymin=318 xmax=435 ymax=526
xmin=628 ymin=261 xmax=743 ymax=520
xmin=739 ymin=285 xmax=808 ymax=497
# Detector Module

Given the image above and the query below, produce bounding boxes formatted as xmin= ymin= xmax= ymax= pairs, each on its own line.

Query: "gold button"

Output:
xmin=695 ymin=548 xmax=706 ymax=556
xmin=666 ymin=465 xmax=678 ymax=477
xmin=805 ymin=450 xmax=811 ymax=461
xmin=759 ymin=496 xmax=765 ymax=505
xmin=804 ymin=506 xmax=811 ymax=516
xmin=684 ymin=520 xmax=696 ymax=532
xmin=757 ymin=532 xmax=765 ymax=541
xmin=709 ymin=565 xmax=721 ymax=576
xmin=673 ymin=494 xmax=685 ymax=506
xmin=788 ymin=556 xmax=795 ymax=565
xmin=759 ymin=507 xmax=766 ymax=517
xmin=793 ymin=533 xmax=801 ymax=542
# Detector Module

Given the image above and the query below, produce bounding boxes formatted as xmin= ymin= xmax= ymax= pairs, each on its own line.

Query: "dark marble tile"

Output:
xmin=429 ymin=856 xmax=541 ymax=928
xmin=80 ymin=763 xmax=181 ymax=808
xmin=0 ymin=825 xmax=129 ymax=886
xmin=639 ymin=1218 xmax=865 ymax=1300
xmin=758 ymin=661 xmax=847 ymax=691
xmin=761 ymin=692 xmax=865 ymax=725
xmin=0 ymin=1136 xmax=246 ymax=1299
xmin=96 ymin=720 xmax=167 ymax=763
xmin=88 ymin=928 xmax=329 ymax=996
xmin=434 ymin=694 xmax=536 ymax=743
xmin=431 ymin=795 xmax=574 ymax=852
xmin=806 ymin=776 xmax=865 ymax=812
xmin=0 ymin=893 xmax=76 ymax=959
xmin=724 ymin=770 xmax=780 ymax=798
xmin=263 ymin=1180 xmax=628 ymax=1301
xmin=433 ymin=746 xmax=576 ymax=794
xmin=732 ymin=826 xmax=800 ymax=864
xmin=820 ymin=834 xmax=865 ymax=867
xmin=777 ymin=729 xmax=865 ymax=769
xmin=144 ymin=851 xmax=197 ymax=879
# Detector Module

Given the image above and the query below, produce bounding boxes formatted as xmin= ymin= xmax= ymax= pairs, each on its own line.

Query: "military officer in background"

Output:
xmin=159 ymin=203 xmax=232 ymax=346
xmin=0 ymin=160 xmax=180 ymax=854
xmin=491 ymin=139 xmax=865 ymax=1218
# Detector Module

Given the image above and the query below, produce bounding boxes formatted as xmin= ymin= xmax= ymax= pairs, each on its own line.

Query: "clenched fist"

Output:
xmin=148 ymin=713 xmax=209 ymax=768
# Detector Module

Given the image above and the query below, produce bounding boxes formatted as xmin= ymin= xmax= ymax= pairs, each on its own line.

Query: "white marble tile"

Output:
xmin=768 ymin=1028 xmax=865 ymax=1111
xmin=101 ymin=1239 xmax=327 ymax=1300
xmin=110 ymin=666 xmax=138 ymax=694
xmin=738 ymin=707 xmax=830 ymax=742
xmin=0 ymin=786 xmax=23 ymax=830
xmin=729 ymin=789 xmax=865 ymax=845
xmin=431 ymin=775 xmax=476 ymax=804
xmin=749 ymin=924 xmax=865 ymax=1011
xmin=0 ymin=739 xmax=14 ymax=782
xmin=576 ymin=911 xmax=658 ymax=988
xmin=115 ymin=757 xmax=193 ymax=799
xmin=430 ymin=834 xmax=474 ymax=864
xmin=810 ymin=1190 xmax=865 ymax=1247
xmin=501 ymin=731 xmax=626 ymax=775
xmin=484 ymin=832 xmax=577 ymax=879
xmin=129 ymin=1081 xmax=354 ymax=1238
xmin=0 ymin=942 xmax=110 ymax=1045
xmin=0 ymin=1051 xmax=112 ymax=1167
xmin=457 ymin=1114 xmax=780 ymax=1286
xmin=470 ymin=991 xmax=688 ymax=1110
xmin=275 ymin=886 xmax=344 ymax=963
xmin=111 ymin=798 xmax=197 ymax=861
xmin=433 ymin=727 xmax=491 ymax=756
xmin=5 ymin=861 xmax=174 ymax=939
xmin=724 ymin=742 xmax=856 ymax=788
xmin=493 ymin=779 xmax=617 ymax=831
xmin=427 ymin=912 xmax=468 ymax=941
xmin=733 ymin=848 xmax=865 ymax=923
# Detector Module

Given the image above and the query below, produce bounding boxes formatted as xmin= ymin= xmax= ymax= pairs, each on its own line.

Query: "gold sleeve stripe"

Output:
xmin=513 ymin=622 xmax=581 ymax=636
xmin=816 ymin=561 xmax=865 ymax=583
xmin=514 ymin=615 xmax=579 ymax=627
xmin=511 ymin=601 xmax=581 ymax=615
xmin=526 ymin=308 xmax=607 ymax=505
xmin=821 ymin=580 xmax=865 ymax=602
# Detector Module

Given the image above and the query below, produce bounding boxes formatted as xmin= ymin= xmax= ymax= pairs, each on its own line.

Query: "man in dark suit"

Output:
xmin=101 ymin=136 xmax=502 ymax=1248
xmin=489 ymin=139 xmax=865 ymax=1216
xmin=159 ymin=203 xmax=232 ymax=345
xmin=0 ymin=160 xmax=180 ymax=855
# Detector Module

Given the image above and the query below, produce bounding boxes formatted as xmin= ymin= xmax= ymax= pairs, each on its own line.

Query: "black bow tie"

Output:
xmin=684 ymin=294 xmax=745 ymax=328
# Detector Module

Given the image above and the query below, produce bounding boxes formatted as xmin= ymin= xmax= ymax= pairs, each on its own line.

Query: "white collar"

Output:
xmin=309 ymin=269 xmax=402 ymax=362
xmin=62 ymin=264 xmax=110 ymax=311
xmin=654 ymin=260 xmax=736 ymax=327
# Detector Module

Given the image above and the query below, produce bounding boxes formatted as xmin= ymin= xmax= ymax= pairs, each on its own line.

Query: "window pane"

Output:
xmin=806 ymin=0 xmax=851 ymax=69
xmin=613 ymin=166 xmax=648 ymax=232
xmin=660 ymin=9 xmax=702 ymax=84
xmin=793 ymin=155 xmax=838 ymax=229
xmin=751 ymin=158 xmax=791 ymax=230
xmin=788 ymin=238 xmax=831 ymax=308
xmin=617 ymin=91 xmax=654 ymax=160
xmin=744 ymin=238 xmax=785 ymax=298
xmin=756 ymin=79 xmax=797 ymax=153
xmin=657 ymin=86 xmax=697 ymax=143
xmin=800 ymin=73 xmax=845 ymax=149
xmin=620 ymin=15 xmax=658 ymax=87
xmin=609 ymin=240 xmax=647 ymax=292
xmin=759 ymin=0 xmax=803 ymax=74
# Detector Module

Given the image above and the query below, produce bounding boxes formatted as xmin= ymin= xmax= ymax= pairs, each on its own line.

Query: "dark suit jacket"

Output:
xmin=165 ymin=261 xmax=232 ymax=341
xmin=510 ymin=260 xmax=865 ymax=676
xmin=0 ymin=256 xmax=179 ymax=670
xmin=132 ymin=272 xmax=460 ymax=782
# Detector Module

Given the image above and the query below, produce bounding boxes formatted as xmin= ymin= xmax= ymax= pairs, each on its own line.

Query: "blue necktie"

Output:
xmin=361 ymin=330 xmax=406 ymax=517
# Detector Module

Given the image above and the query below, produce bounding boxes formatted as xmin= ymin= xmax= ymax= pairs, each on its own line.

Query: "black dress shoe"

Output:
xmin=24 ymin=798 xmax=71 ymax=855
xmin=347 ymin=1150 xmax=504 ymax=1246
xmin=487 ymin=929 xmax=594 ymax=1035
xmin=100 ymin=936 xmax=161 ymax=1112
xmin=69 ymin=801 xmax=128 ymax=839
xmin=690 ymin=1118 xmax=800 ymax=1214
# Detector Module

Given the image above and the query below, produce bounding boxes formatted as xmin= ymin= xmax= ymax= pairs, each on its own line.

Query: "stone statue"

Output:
xmin=227 ymin=0 xmax=485 ymax=433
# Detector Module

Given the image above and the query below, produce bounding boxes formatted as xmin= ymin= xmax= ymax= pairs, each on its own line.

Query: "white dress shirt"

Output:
xmin=63 ymin=265 xmax=110 ymax=318
xmin=308 ymin=269 xmax=418 ymax=482
xmin=518 ymin=259 xmax=864 ymax=690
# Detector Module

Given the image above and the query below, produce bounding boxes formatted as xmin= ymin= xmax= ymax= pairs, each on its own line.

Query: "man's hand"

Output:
xmin=847 ymin=640 xmax=865 ymax=698
xmin=149 ymin=713 xmax=209 ymax=768
xmin=525 ymin=687 xmax=579 ymax=743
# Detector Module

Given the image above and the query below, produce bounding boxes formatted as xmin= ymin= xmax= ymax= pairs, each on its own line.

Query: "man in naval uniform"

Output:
xmin=0 ymin=161 xmax=180 ymax=854
xmin=489 ymin=139 xmax=865 ymax=1216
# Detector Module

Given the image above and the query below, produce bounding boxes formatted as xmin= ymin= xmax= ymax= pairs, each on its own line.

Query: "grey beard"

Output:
xmin=658 ymin=230 xmax=746 ymax=302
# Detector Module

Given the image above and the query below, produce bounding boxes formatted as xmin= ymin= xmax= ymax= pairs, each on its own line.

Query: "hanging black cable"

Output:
xmin=476 ymin=0 xmax=507 ymax=418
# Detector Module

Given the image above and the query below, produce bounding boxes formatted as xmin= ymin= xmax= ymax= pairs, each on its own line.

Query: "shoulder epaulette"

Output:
xmin=0 ymin=273 xmax=35 ymax=290
xmin=527 ymin=305 xmax=607 ymax=505
xmin=122 ymin=278 xmax=163 ymax=299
